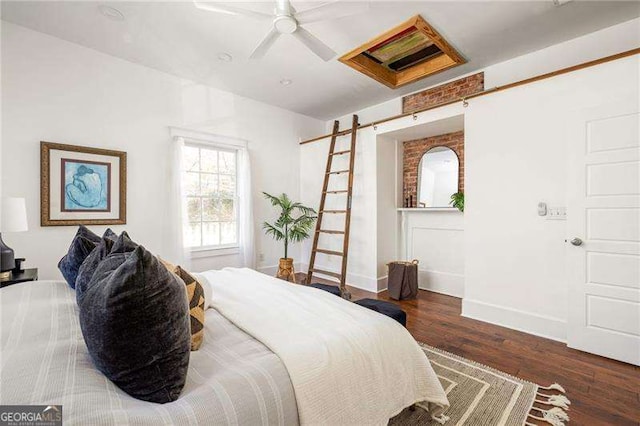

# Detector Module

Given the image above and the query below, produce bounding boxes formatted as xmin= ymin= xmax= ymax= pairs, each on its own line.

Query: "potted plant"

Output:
xmin=450 ymin=192 xmax=464 ymax=212
xmin=262 ymin=192 xmax=317 ymax=283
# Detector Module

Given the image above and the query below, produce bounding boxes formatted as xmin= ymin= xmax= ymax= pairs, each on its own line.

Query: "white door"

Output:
xmin=567 ymin=97 xmax=640 ymax=366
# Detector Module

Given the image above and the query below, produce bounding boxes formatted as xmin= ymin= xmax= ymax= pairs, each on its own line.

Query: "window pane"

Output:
xmin=183 ymin=146 xmax=199 ymax=172
xmin=201 ymin=174 xmax=218 ymax=196
xmin=203 ymin=222 xmax=220 ymax=246
xmin=202 ymin=198 xmax=220 ymax=221
xmin=185 ymin=172 xmax=200 ymax=196
xmin=219 ymin=198 xmax=235 ymax=221
xmin=201 ymin=149 xmax=218 ymax=173
xmin=219 ymin=174 xmax=236 ymax=197
xmin=187 ymin=198 xmax=201 ymax=222
xmin=220 ymin=222 xmax=237 ymax=245
xmin=219 ymin=151 xmax=236 ymax=174
xmin=186 ymin=223 xmax=201 ymax=247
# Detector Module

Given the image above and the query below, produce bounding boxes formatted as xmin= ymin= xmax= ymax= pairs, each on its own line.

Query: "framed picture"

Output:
xmin=41 ymin=142 xmax=126 ymax=226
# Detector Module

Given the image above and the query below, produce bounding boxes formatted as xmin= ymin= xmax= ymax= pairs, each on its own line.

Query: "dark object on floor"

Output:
xmin=309 ymin=283 xmax=341 ymax=297
xmin=355 ymin=298 xmax=407 ymax=327
xmin=387 ymin=260 xmax=419 ymax=300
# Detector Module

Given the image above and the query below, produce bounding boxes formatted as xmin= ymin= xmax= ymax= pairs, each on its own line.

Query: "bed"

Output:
xmin=0 ymin=268 xmax=448 ymax=425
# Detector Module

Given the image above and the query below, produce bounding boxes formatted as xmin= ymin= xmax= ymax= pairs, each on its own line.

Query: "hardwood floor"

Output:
xmin=303 ymin=277 xmax=640 ymax=425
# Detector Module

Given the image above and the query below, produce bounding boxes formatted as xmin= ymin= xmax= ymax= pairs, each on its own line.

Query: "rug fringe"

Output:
xmin=535 ymin=394 xmax=571 ymax=409
xmin=527 ymin=383 xmax=571 ymax=425
xmin=538 ymin=383 xmax=566 ymax=393
xmin=529 ymin=406 xmax=570 ymax=425
xmin=431 ymin=414 xmax=450 ymax=424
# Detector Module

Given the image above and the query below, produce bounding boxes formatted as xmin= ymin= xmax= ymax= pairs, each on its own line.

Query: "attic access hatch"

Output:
xmin=339 ymin=15 xmax=465 ymax=89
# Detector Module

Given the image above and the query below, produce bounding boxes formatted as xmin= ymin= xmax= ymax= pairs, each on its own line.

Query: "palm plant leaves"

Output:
xmin=262 ymin=192 xmax=317 ymax=257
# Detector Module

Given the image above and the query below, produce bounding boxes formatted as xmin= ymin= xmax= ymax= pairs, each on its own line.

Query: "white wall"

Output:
xmin=1 ymin=22 xmax=324 ymax=280
xmin=299 ymin=128 xmax=379 ymax=290
xmin=463 ymin=54 xmax=639 ymax=342
xmin=300 ymin=17 xmax=639 ymax=339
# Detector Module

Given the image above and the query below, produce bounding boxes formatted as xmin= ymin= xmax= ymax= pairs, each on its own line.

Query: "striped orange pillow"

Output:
xmin=159 ymin=258 xmax=205 ymax=351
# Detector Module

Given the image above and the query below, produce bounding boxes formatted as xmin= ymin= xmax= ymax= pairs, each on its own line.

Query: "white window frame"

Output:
xmin=170 ymin=127 xmax=248 ymax=257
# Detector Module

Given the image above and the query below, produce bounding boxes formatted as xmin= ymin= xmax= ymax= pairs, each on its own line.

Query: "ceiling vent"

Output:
xmin=339 ymin=15 xmax=465 ymax=89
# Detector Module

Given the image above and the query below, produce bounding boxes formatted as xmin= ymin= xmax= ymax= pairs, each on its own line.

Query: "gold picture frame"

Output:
xmin=41 ymin=141 xmax=127 ymax=226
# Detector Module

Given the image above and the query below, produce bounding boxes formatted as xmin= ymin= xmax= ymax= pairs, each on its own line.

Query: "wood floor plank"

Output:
xmin=299 ymin=275 xmax=640 ymax=425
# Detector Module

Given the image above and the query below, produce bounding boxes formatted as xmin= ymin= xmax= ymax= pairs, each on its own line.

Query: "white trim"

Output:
xmin=169 ymin=126 xmax=248 ymax=149
xmin=190 ymin=246 xmax=240 ymax=259
xmin=461 ymin=298 xmax=567 ymax=342
xmin=418 ymin=269 xmax=465 ymax=298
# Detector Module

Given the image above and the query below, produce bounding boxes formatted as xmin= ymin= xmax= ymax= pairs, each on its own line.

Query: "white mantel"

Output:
xmin=397 ymin=207 xmax=461 ymax=212
xmin=399 ymin=208 xmax=465 ymax=298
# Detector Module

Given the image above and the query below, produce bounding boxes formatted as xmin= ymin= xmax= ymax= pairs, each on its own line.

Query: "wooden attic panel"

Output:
xmin=396 ymin=54 xmax=459 ymax=88
xmin=339 ymin=15 xmax=465 ymax=89
xmin=348 ymin=54 xmax=397 ymax=88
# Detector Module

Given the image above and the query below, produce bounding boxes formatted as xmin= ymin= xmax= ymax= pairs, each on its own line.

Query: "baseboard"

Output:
xmin=418 ymin=269 xmax=464 ymax=298
xmin=461 ymin=299 xmax=567 ymax=343
xmin=302 ymin=263 xmax=380 ymax=293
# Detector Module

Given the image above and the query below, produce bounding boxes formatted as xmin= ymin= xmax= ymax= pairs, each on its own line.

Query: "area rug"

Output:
xmin=390 ymin=343 xmax=571 ymax=425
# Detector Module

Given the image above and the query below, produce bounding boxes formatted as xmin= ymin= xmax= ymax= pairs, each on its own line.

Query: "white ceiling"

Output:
xmin=2 ymin=1 xmax=638 ymax=120
xmin=382 ymin=114 xmax=464 ymax=141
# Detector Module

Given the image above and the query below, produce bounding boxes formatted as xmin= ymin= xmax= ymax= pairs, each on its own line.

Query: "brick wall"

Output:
xmin=403 ymin=131 xmax=464 ymax=206
xmin=402 ymin=73 xmax=484 ymax=113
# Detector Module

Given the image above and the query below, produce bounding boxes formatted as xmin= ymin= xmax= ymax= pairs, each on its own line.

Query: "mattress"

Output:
xmin=0 ymin=281 xmax=299 ymax=425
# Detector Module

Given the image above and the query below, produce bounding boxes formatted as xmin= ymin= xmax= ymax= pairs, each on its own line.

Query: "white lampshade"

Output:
xmin=1 ymin=197 xmax=28 ymax=232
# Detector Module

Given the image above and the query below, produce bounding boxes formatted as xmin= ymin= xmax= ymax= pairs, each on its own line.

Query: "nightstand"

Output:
xmin=0 ymin=268 xmax=38 ymax=289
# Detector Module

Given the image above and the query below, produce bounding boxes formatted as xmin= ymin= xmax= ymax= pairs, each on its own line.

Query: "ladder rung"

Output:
xmin=317 ymin=229 xmax=345 ymax=234
xmin=324 ymin=190 xmax=348 ymax=194
xmin=315 ymin=248 xmax=344 ymax=257
xmin=310 ymin=268 xmax=342 ymax=279
xmin=330 ymin=150 xmax=351 ymax=156
xmin=322 ymin=210 xmax=347 ymax=213
xmin=327 ymin=170 xmax=349 ymax=175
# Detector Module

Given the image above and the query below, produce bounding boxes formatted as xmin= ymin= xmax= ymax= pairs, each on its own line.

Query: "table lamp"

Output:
xmin=0 ymin=197 xmax=28 ymax=279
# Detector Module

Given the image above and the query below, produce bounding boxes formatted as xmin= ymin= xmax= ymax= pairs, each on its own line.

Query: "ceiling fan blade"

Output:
xmin=295 ymin=1 xmax=370 ymax=25
xmin=193 ymin=1 xmax=272 ymax=21
xmin=292 ymin=27 xmax=336 ymax=61
xmin=250 ymin=27 xmax=281 ymax=60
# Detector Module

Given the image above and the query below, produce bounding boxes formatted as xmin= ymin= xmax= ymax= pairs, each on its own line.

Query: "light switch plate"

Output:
xmin=547 ymin=206 xmax=567 ymax=220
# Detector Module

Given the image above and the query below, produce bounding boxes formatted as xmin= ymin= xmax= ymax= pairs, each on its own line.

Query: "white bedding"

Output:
xmin=0 ymin=281 xmax=299 ymax=425
xmin=199 ymin=268 xmax=449 ymax=425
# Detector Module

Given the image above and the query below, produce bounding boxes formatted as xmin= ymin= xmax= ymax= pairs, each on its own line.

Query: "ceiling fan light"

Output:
xmin=274 ymin=15 xmax=298 ymax=34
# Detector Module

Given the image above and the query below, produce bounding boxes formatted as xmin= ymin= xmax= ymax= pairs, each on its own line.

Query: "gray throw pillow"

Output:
xmin=78 ymin=244 xmax=191 ymax=403
xmin=75 ymin=231 xmax=136 ymax=305
xmin=58 ymin=225 xmax=101 ymax=289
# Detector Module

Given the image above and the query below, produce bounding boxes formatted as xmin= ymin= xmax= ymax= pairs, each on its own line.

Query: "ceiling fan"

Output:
xmin=194 ymin=0 xmax=369 ymax=61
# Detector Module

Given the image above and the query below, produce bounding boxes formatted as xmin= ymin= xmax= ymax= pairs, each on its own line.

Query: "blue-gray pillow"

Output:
xmin=78 ymin=245 xmax=190 ymax=403
xmin=58 ymin=225 xmax=101 ymax=289
xmin=76 ymin=231 xmax=136 ymax=304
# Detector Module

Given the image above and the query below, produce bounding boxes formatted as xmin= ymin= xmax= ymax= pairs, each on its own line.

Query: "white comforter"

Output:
xmin=199 ymin=268 xmax=449 ymax=425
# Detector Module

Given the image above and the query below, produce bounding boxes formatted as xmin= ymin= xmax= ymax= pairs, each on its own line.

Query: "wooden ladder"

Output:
xmin=306 ymin=115 xmax=359 ymax=299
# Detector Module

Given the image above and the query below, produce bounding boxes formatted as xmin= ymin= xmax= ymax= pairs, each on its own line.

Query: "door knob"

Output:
xmin=570 ymin=237 xmax=583 ymax=246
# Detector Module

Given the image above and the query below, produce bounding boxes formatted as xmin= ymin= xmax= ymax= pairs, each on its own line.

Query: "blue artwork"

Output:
xmin=63 ymin=160 xmax=110 ymax=211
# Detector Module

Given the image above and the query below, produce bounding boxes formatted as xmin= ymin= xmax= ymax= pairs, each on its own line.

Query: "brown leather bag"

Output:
xmin=387 ymin=260 xmax=419 ymax=300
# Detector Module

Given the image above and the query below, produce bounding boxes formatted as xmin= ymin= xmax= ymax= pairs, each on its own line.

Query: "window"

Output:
xmin=182 ymin=143 xmax=238 ymax=250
